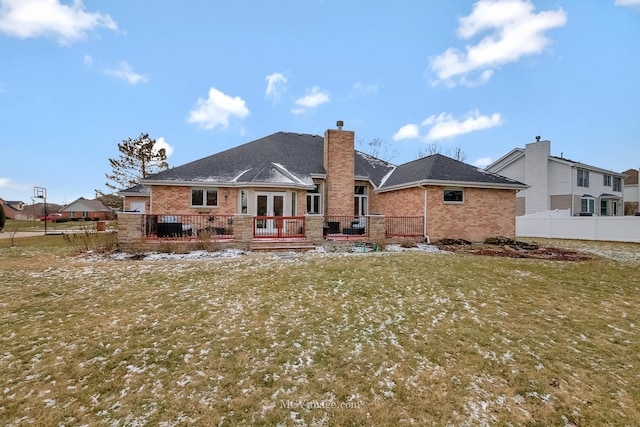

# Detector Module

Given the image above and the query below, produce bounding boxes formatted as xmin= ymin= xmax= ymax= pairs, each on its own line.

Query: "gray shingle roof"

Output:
xmin=141 ymin=132 xmax=524 ymax=190
xmin=144 ymin=132 xmax=325 ymax=186
xmin=118 ymin=184 xmax=150 ymax=196
xmin=379 ymin=154 xmax=526 ymax=190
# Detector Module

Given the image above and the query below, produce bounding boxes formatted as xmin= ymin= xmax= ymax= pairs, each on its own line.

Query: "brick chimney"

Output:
xmin=324 ymin=121 xmax=355 ymax=216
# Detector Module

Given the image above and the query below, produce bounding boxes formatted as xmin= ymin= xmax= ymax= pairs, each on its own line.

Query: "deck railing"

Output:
xmin=140 ymin=213 xmax=425 ymax=242
xmin=385 ymin=216 xmax=424 ymax=237
xmin=145 ymin=214 xmax=234 ymax=239
xmin=323 ymin=216 xmax=369 ymax=237
xmin=253 ymin=216 xmax=305 ymax=238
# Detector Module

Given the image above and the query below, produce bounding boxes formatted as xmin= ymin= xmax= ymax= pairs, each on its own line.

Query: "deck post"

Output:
xmin=368 ymin=214 xmax=386 ymax=243
xmin=116 ymin=212 xmax=145 ymax=249
xmin=305 ymin=214 xmax=324 ymax=244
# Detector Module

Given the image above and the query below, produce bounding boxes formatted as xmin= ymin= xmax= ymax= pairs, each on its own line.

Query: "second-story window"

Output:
xmin=577 ymin=169 xmax=589 ymax=187
xmin=603 ymin=175 xmax=611 ymax=186
xmin=613 ymin=177 xmax=622 ymax=192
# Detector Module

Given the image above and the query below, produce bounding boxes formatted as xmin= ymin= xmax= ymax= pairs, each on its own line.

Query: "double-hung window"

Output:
xmin=577 ymin=169 xmax=589 ymax=187
xmin=603 ymin=175 xmax=611 ymax=187
xmin=613 ymin=177 xmax=622 ymax=192
xmin=191 ymin=188 xmax=218 ymax=207
xmin=354 ymin=185 xmax=368 ymax=216
xmin=306 ymin=184 xmax=322 ymax=214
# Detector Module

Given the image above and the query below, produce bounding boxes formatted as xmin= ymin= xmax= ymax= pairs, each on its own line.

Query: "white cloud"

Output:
xmin=422 ymin=111 xmax=503 ymax=141
xmin=0 ymin=0 xmax=117 ymax=45
xmin=0 ymin=177 xmax=30 ymax=193
xmin=351 ymin=82 xmax=379 ymax=96
xmin=292 ymin=86 xmax=329 ymax=113
xmin=83 ymin=54 xmax=93 ymax=66
xmin=154 ymin=137 xmax=174 ymax=158
xmin=430 ymin=0 xmax=567 ymax=87
xmin=392 ymin=124 xmax=420 ymax=141
xmin=615 ymin=0 xmax=640 ymax=7
xmin=474 ymin=157 xmax=494 ymax=167
xmin=187 ymin=87 xmax=249 ymax=130
xmin=104 ymin=61 xmax=148 ymax=85
xmin=265 ymin=73 xmax=287 ymax=101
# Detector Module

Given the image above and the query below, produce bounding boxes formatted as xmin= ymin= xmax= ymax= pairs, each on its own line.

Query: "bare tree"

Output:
xmin=356 ymin=137 xmax=399 ymax=162
xmin=416 ymin=143 xmax=467 ymax=162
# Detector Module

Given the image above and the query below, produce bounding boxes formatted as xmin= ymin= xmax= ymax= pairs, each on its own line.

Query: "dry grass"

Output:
xmin=0 ymin=240 xmax=639 ymax=426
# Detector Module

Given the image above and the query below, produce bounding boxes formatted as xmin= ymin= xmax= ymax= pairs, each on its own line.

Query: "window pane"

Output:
xmin=192 ymin=189 xmax=203 ymax=206
xmin=444 ymin=190 xmax=463 ymax=202
xmin=205 ymin=190 xmax=217 ymax=206
xmin=241 ymin=190 xmax=248 ymax=213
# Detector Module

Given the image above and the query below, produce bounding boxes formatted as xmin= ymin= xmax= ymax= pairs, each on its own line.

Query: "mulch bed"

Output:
xmin=435 ymin=237 xmax=591 ymax=261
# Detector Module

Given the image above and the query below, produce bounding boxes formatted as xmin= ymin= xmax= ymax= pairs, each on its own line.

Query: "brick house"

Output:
xmin=61 ymin=197 xmax=115 ymax=220
xmin=125 ymin=122 xmax=526 ymax=242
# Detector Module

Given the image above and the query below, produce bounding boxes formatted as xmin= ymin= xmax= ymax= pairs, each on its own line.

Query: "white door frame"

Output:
xmin=255 ymin=191 xmax=286 ymax=234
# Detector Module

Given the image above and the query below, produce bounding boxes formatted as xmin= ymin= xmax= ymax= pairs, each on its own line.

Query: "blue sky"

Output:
xmin=1 ymin=0 xmax=639 ymax=205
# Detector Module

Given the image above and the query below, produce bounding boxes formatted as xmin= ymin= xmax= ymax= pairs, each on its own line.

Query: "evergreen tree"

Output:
xmin=102 ymin=133 xmax=169 ymax=192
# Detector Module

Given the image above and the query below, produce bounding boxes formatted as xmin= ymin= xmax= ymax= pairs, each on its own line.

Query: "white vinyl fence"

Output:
xmin=516 ymin=210 xmax=640 ymax=243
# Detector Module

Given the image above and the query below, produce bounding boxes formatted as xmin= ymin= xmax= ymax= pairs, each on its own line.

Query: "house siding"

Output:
xmin=524 ymin=140 xmax=550 ymax=214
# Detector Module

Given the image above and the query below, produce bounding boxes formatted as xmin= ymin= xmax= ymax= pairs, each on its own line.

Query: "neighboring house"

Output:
xmin=135 ymin=123 xmax=526 ymax=242
xmin=486 ymin=138 xmax=624 ymax=216
xmin=0 ymin=198 xmax=25 ymax=220
xmin=61 ymin=197 xmax=115 ymax=220
xmin=622 ymin=168 xmax=639 ymax=215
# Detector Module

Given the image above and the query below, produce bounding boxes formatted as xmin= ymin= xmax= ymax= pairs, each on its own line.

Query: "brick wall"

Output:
xmin=375 ymin=186 xmax=517 ymax=241
xmin=151 ymin=185 xmax=237 ymax=215
xmin=427 ymin=186 xmax=516 ymax=241
xmin=323 ymin=129 xmax=355 ymax=216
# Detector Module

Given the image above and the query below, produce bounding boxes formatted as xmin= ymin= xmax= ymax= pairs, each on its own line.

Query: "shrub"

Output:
xmin=63 ymin=229 xmax=117 ymax=253
xmin=0 ymin=204 xmax=5 ymax=231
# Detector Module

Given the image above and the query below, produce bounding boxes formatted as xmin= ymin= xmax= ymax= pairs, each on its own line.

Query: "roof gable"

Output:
xmin=62 ymin=197 xmax=110 ymax=212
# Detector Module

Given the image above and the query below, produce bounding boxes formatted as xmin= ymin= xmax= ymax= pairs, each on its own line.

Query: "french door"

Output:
xmin=255 ymin=192 xmax=285 ymax=235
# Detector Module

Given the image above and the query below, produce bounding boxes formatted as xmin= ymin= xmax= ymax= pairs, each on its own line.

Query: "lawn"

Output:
xmin=0 ymin=238 xmax=638 ymax=426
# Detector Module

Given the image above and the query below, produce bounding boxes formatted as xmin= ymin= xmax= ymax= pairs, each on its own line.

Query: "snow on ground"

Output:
xmin=82 ymin=244 xmax=447 ymax=262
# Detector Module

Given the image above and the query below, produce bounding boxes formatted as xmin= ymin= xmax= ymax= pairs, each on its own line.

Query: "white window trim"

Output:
xmin=354 ymin=185 xmax=368 ymax=216
xmin=191 ymin=187 xmax=219 ymax=208
xmin=443 ymin=188 xmax=465 ymax=204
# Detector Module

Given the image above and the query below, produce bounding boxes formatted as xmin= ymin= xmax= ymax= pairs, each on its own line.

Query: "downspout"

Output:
xmin=422 ymin=184 xmax=430 ymax=244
